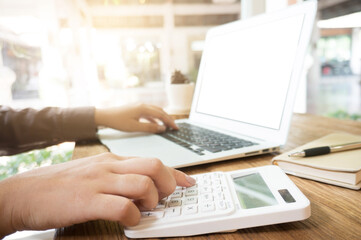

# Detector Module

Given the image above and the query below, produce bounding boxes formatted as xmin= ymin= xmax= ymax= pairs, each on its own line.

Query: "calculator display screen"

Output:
xmin=233 ymin=173 xmax=278 ymax=209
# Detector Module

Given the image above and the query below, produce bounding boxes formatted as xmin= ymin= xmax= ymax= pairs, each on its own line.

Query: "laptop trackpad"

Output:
xmin=99 ymin=129 xmax=200 ymax=168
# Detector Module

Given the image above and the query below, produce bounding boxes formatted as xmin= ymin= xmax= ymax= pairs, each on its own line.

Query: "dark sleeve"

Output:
xmin=0 ymin=105 xmax=98 ymax=156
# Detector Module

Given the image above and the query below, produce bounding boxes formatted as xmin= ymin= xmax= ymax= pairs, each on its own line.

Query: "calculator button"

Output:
xmin=165 ymin=207 xmax=181 ymax=217
xmin=140 ymin=211 xmax=164 ymax=221
xmin=202 ymin=174 xmax=211 ymax=181
xmin=216 ymin=200 xmax=227 ymax=210
xmin=187 ymin=184 xmax=198 ymax=190
xmin=200 ymin=186 xmax=212 ymax=194
xmin=171 ymin=191 xmax=183 ymax=199
xmin=201 ymin=179 xmax=211 ymax=186
xmin=201 ymin=202 xmax=215 ymax=212
xmin=183 ymin=205 xmax=198 ymax=215
xmin=213 ymin=192 xmax=225 ymax=200
xmin=213 ymin=185 xmax=223 ymax=192
xmin=185 ymin=196 xmax=198 ymax=205
xmin=201 ymin=193 xmax=213 ymax=202
xmin=155 ymin=199 xmax=167 ymax=209
xmin=212 ymin=179 xmax=221 ymax=186
xmin=185 ymin=188 xmax=198 ymax=196
xmin=175 ymin=186 xmax=185 ymax=191
xmin=168 ymin=199 xmax=182 ymax=207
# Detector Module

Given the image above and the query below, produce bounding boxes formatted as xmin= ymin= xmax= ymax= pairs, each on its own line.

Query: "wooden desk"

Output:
xmin=55 ymin=113 xmax=361 ymax=240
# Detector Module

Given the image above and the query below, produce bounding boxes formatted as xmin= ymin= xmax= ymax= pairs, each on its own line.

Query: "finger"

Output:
xmin=142 ymin=106 xmax=178 ymax=130
xmin=143 ymin=117 xmax=158 ymax=124
xmin=133 ymin=121 xmax=166 ymax=133
xmin=169 ymin=167 xmax=196 ymax=188
xmin=90 ymin=194 xmax=141 ymax=226
xmin=154 ymin=108 xmax=179 ymax=130
xmin=102 ymin=174 xmax=159 ymax=210
xmin=112 ymin=158 xmax=177 ymax=197
xmin=142 ymin=117 xmax=169 ymax=133
xmin=147 ymin=104 xmax=164 ymax=111
xmin=90 ymin=152 xmax=137 ymax=163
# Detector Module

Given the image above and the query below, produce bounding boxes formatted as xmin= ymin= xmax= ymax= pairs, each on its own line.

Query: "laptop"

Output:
xmin=99 ymin=1 xmax=317 ymax=168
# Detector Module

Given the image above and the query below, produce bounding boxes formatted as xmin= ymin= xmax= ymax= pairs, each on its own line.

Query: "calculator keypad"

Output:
xmin=139 ymin=172 xmax=234 ymax=223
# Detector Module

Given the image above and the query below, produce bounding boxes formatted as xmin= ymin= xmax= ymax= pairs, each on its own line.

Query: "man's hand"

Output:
xmin=0 ymin=153 xmax=195 ymax=237
xmin=95 ymin=103 xmax=178 ymax=133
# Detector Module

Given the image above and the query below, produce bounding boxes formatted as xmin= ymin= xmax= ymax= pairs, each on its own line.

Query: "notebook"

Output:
xmin=272 ymin=133 xmax=361 ymax=190
xmin=99 ymin=1 xmax=317 ymax=168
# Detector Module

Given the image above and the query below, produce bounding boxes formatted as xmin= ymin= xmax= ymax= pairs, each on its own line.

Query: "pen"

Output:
xmin=288 ymin=141 xmax=361 ymax=157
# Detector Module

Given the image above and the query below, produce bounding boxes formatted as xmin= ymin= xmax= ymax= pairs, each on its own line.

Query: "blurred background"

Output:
xmin=0 ymin=0 xmax=360 ymax=182
xmin=0 ymin=0 xmax=360 ymax=120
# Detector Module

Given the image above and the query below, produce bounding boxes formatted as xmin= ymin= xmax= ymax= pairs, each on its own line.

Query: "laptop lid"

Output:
xmin=189 ymin=1 xmax=317 ymax=145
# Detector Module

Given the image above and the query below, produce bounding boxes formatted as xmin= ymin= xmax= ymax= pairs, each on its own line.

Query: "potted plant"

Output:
xmin=166 ymin=70 xmax=195 ymax=114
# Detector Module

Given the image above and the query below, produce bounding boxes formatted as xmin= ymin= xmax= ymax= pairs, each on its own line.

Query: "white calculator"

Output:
xmin=124 ymin=165 xmax=310 ymax=238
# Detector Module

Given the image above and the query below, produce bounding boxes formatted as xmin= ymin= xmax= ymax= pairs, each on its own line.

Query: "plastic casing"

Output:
xmin=124 ymin=165 xmax=311 ymax=238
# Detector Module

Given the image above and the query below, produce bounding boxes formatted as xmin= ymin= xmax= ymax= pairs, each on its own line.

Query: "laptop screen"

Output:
xmin=195 ymin=14 xmax=305 ymax=130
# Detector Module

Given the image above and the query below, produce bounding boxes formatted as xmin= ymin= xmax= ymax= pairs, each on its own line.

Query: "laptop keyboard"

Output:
xmin=158 ymin=123 xmax=258 ymax=155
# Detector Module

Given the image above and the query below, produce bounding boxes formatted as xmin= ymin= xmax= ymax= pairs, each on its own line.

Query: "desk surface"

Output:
xmin=55 ymin=113 xmax=361 ymax=240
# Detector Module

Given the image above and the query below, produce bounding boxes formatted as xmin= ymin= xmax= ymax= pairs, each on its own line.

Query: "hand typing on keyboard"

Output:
xmin=159 ymin=123 xmax=257 ymax=155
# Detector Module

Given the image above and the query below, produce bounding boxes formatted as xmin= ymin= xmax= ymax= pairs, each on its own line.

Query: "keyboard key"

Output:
xmin=158 ymin=123 xmax=257 ymax=154
xmin=202 ymin=146 xmax=223 ymax=153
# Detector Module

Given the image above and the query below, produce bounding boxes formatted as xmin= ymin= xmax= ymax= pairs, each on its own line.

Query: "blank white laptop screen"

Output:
xmin=196 ymin=14 xmax=305 ymax=130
